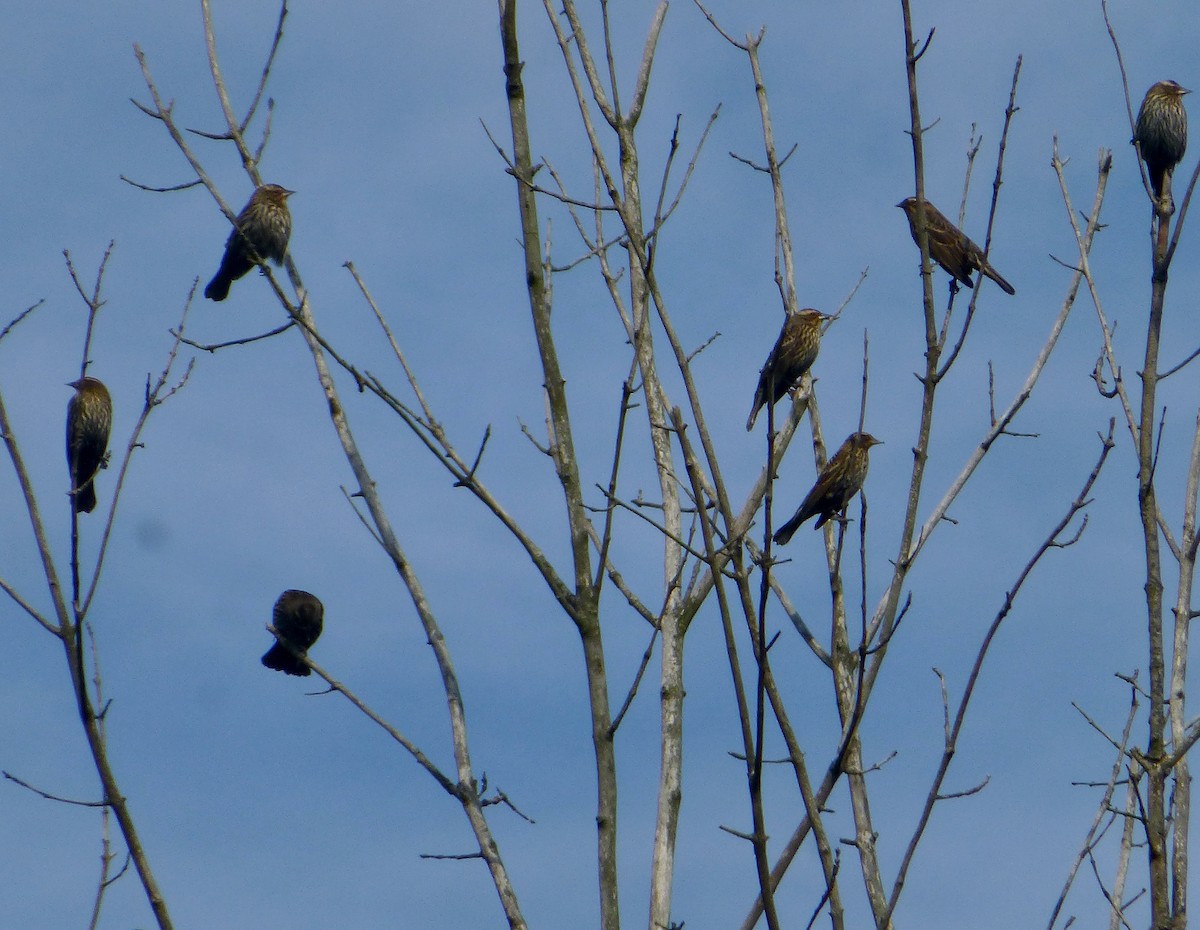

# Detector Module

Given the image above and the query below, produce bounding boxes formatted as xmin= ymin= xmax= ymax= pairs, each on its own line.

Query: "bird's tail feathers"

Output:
xmin=983 ymin=264 xmax=1016 ymax=296
xmin=773 ymin=513 xmax=804 ymax=546
xmin=73 ymin=480 xmax=97 ymax=514
xmin=204 ymin=275 xmax=231 ymax=301
xmin=262 ymin=644 xmax=311 ymax=676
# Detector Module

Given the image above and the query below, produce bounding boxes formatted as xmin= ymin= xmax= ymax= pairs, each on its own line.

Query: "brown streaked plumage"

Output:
xmin=746 ymin=309 xmax=827 ymax=431
xmin=66 ymin=377 xmax=112 ymax=515
xmin=262 ymin=590 xmax=324 ymax=677
xmin=773 ymin=432 xmax=881 ymax=545
xmin=897 ymin=197 xmax=1015 ymax=296
xmin=1134 ymin=80 xmax=1189 ymax=200
xmin=205 ymin=184 xmax=294 ymax=301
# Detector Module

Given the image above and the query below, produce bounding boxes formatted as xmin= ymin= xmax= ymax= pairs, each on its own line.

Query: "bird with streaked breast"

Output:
xmin=773 ymin=432 xmax=882 ymax=545
xmin=1134 ymin=79 xmax=1189 ymax=201
xmin=205 ymin=184 xmax=294 ymax=301
xmin=66 ymin=376 xmax=112 ymax=515
xmin=746 ymin=309 xmax=827 ymax=432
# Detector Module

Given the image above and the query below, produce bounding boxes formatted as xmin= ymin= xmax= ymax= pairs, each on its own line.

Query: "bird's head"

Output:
xmin=258 ymin=183 xmax=295 ymax=202
xmin=1153 ymin=80 xmax=1190 ymax=99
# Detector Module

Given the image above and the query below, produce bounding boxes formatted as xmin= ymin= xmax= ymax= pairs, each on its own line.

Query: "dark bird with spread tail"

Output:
xmin=1134 ymin=80 xmax=1189 ymax=200
xmin=773 ymin=432 xmax=882 ymax=545
xmin=66 ymin=377 xmax=112 ymax=514
xmin=897 ymin=197 xmax=1015 ymax=296
xmin=205 ymin=184 xmax=294 ymax=301
xmin=746 ymin=309 xmax=827 ymax=432
xmin=262 ymin=590 xmax=325 ymax=676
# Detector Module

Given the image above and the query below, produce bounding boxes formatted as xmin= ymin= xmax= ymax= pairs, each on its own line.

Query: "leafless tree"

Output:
xmin=0 ymin=249 xmax=194 ymax=930
xmin=1046 ymin=5 xmax=1200 ymax=930
xmin=9 ymin=2 xmax=1182 ymax=930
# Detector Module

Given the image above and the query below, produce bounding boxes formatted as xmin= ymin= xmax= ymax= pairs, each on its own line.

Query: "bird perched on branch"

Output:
xmin=746 ymin=309 xmax=827 ymax=432
xmin=773 ymin=432 xmax=881 ymax=545
xmin=1134 ymin=80 xmax=1189 ymax=201
xmin=262 ymin=590 xmax=324 ymax=676
xmin=897 ymin=197 xmax=1015 ymax=296
xmin=204 ymin=184 xmax=294 ymax=301
xmin=66 ymin=377 xmax=112 ymax=514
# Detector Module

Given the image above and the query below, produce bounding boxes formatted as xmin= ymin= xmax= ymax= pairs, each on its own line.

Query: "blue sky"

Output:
xmin=2 ymin=1 xmax=1198 ymax=928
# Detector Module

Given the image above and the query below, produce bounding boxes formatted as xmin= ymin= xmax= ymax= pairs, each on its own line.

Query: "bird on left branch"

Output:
xmin=262 ymin=590 xmax=325 ymax=677
xmin=66 ymin=377 xmax=112 ymax=515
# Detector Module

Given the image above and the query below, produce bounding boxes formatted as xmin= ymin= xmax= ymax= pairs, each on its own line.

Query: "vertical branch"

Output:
xmin=868 ymin=2 xmax=945 ymax=671
xmin=1139 ymin=118 xmax=1171 ymax=930
xmin=199 ymin=0 xmax=259 ymax=169
xmin=746 ymin=36 xmax=799 ymax=313
xmin=545 ymin=4 xmax=689 ymax=927
xmin=1166 ymin=412 xmax=1200 ymax=919
xmin=1100 ymin=16 xmax=1191 ymax=925
xmin=66 ymin=256 xmax=189 ymax=930
xmin=498 ymin=4 xmax=612 ymax=929
xmin=65 ymin=243 xmax=113 ymax=630
xmin=671 ymin=408 xmax=781 ymax=930
xmin=1109 ymin=772 xmax=1139 ymax=930
xmin=821 ymin=7 xmax=943 ymax=927
xmin=498 ymin=1 xmax=596 ymax=601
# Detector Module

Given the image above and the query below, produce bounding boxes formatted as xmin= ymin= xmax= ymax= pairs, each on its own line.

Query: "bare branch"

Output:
xmin=0 ymin=299 xmax=47 ymax=347
xmin=883 ymin=422 xmax=1116 ymax=925
xmin=3 ymin=771 xmax=107 ymax=808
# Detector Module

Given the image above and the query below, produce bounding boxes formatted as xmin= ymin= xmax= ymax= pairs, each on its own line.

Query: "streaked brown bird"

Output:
xmin=204 ymin=184 xmax=294 ymax=301
xmin=746 ymin=309 xmax=827 ymax=431
xmin=66 ymin=377 xmax=112 ymax=515
xmin=773 ymin=432 xmax=882 ymax=545
xmin=1134 ymin=80 xmax=1189 ymax=200
xmin=897 ymin=197 xmax=1015 ymax=296
xmin=262 ymin=590 xmax=324 ymax=676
